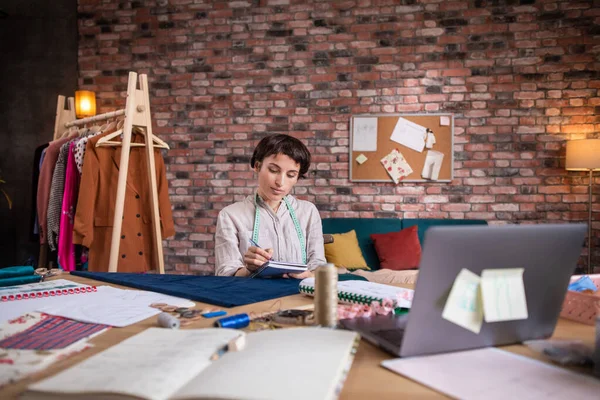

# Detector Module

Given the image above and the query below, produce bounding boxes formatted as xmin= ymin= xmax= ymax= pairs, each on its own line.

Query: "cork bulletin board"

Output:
xmin=349 ymin=113 xmax=454 ymax=183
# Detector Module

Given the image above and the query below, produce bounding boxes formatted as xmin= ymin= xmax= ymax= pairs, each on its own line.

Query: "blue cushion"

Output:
xmin=402 ymin=219 xmax=488 ymax=246
xmin=322 ymin=218 xmax=403 ymax=270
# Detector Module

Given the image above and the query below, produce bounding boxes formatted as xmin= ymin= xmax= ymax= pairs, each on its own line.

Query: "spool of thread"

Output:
xmin=314 ymin=263 xmax=338 ymax=328
xmin=214 ymin=313 xmax=250 ymax=329
xmin=157 ymin=312 xmax=180 ymax=329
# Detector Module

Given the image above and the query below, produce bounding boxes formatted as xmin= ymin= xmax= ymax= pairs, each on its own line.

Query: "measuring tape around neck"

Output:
xmin=252 ymin=194 xmax=307 ymax=264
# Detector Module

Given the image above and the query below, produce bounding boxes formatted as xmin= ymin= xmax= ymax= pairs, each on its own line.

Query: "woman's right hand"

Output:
xmin=244 ymin=246 xmax=274 ymax=272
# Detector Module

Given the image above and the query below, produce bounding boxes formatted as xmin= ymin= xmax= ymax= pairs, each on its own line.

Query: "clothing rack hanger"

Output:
xmin=47 ymin=72 xmax=167 ymax=274
xmin=53 ymin=96 xmax=76 ymax=140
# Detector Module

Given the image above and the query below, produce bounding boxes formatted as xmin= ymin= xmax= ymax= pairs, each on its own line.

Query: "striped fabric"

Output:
xmin=0 ymin=314 xmax=109 ymax=350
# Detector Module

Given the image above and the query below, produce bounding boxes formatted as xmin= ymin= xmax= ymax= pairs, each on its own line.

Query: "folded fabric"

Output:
xmin=0 ymin=312 xmax=108 ymax=350
xmin=568 ymin=276 xmax=598 ymax=293
xmin=70 ymin=272 xmax=302 ymax=308
xmin=0 ymin=266 xmax=35 ymax=280
xmin=381 ymin=149 xmax=413 ymax=183
xmin=0 ymin=275 xmax=41 ymax=288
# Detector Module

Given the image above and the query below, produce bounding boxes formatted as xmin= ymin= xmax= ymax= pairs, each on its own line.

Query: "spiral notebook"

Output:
xmin=299 ymin=278 xmax=414 ymax=312
xmin=249 ymin=260 xmax=308 ymax=278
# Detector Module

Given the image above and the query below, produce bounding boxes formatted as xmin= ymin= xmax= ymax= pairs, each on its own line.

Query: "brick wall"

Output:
xmin=77 ymin=0 xmax=600 ymax=273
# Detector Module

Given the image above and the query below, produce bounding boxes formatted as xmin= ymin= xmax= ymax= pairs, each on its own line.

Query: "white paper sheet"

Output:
xmin=352 ymin=117 xmax=378 ymax=151
xmin=440 ymin=115 xmax=450 ymax=126
xmin=390 ymin=117 xmax=427 ymax=153
xmin=382 ymin=347 xmax=600 ymax=400
xmin=441 ymin=268 xmax=483 ymax=334
xmin=481 ymin=268 xmax=528 ymax=322
xmin=36 ymin=286 xmax=195 ymax=327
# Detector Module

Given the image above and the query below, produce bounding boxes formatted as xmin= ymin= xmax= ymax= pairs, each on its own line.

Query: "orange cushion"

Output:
xmin=370 ymin=226 xmax=422 ymax=270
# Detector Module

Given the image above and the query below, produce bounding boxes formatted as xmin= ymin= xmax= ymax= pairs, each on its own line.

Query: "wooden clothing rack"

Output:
xmin=50 ymin=71 xmax=166 ymax=273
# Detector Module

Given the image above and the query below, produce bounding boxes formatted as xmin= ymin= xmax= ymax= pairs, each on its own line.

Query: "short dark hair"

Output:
xmin=250 ymin=134 xmax=311 ymax=179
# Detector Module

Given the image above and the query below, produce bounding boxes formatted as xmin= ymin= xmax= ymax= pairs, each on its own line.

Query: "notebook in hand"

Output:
xmin=24 ymin=327 xmax=359 ymax=400
xmin=249 ymin=260 xmax=308 ymax=278
xmin=299 ymin=278 xmax=414 ymax=312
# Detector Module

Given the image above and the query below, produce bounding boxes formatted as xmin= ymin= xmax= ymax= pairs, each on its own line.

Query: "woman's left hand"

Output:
xmin=283 ymin=270 xmax=314 ymax=279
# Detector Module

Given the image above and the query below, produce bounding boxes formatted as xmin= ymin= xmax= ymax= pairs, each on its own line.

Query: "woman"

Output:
xmin=215 ymin=134 xmax=326 ymax=278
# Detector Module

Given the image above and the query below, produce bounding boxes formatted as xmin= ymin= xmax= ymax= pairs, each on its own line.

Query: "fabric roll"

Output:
xmin=0 ymin=266 xmax=35 ymax=279
xmin=0 ymin=275 xmax=41 ymax=287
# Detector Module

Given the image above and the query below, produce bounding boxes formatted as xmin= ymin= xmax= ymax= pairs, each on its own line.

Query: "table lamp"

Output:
xmin=566 ymin=139 xmax=600 ymax=274
xmin=75 ymin=90 xmax=96 ymax=119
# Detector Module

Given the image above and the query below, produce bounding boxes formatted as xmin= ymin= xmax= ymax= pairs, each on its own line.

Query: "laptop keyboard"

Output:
xmin=372 ymin=328 xmax=405 ymax=345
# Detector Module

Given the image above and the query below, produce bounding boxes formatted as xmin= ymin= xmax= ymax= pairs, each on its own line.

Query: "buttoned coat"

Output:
xmin=73 ymin=130 xmax=175 ymax=272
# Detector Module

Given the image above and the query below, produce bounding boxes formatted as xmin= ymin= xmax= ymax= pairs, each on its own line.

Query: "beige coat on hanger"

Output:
xmin=73 ymin=130 xmax=175 ymax=272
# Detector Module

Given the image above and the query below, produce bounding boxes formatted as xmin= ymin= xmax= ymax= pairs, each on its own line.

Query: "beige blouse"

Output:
xmin=215 ymin=193 xmax=326 ymax=276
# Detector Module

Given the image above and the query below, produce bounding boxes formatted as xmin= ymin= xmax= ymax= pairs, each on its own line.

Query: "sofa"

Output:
xmin=322 ymin=218 xmax=488 ymax=284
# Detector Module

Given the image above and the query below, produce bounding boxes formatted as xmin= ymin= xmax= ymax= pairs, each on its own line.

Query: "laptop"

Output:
xmin=340 ymin=223 xmax=587 ymax=358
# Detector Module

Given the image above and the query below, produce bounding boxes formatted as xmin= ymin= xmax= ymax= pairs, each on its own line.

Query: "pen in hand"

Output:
xmin=249 ymin=239 xmax=274 ymax=261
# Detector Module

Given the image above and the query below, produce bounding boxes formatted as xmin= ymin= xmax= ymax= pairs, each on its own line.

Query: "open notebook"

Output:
xmin=249 ymin=260 xmax=308 ymax=278
xmin=24 ymin=327 xmax=359 ymax=400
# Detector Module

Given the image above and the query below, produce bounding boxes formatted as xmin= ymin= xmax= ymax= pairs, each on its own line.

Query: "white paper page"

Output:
xmin=481 ymin=268 xmax=528 ymax=322
xmin=440 ymin=115 xmax=450 ymax=126
xmin=37 ymin=286 xmax=195 ymax=327
xmin=352 ymin=117 xmax=378 ymax=151
xmin=441 ymin=268 xmax=483 ymax=334
xmin=28 ymin=328 xmax=244 ymax=400
xmin=174 ymin=327 xmax=358 ymax=400
xmin=390 ymin=117 xmax=427 ymax=153
xmin=382 ymin=347 xmax=600 ymax=400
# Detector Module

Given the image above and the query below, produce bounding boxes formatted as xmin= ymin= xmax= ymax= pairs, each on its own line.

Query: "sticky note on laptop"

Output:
xmin=481 ymin=268 xmax=528 ymax=323
xmin=442 ymin=268 xmax=483 ymax=334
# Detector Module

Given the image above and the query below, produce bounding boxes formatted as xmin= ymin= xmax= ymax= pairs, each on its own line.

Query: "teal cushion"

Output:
xmin=338 ymin=273 xmax=368 ymax=282
xmin=402 ymin=219 xmax=488 ymax=246
xmin=322 ymin=218 xmax=403 ymax=270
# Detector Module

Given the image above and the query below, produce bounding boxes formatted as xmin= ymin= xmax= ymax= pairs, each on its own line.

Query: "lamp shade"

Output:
xmin=75 ymin=90 xmax=96 ymax=118
xmin=565 ymin=139 xmax=600 ymax=171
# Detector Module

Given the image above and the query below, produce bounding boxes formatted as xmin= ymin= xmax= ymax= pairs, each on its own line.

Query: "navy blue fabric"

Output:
xmin=70 ymin=272 xmax=301 ymax=308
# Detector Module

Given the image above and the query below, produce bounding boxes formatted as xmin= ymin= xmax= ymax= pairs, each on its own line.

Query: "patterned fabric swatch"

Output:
xmin=380 ymin=149 xmax=413 ymax=184
xmin=0 ymin=314 xmax=108 ymax=350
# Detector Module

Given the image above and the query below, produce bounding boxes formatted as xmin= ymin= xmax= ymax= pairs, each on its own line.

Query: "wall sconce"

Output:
xmin=566 ymin=139 xmax=600 ymax=274
xmin=75 ymin=90 xmax=96 ymax=118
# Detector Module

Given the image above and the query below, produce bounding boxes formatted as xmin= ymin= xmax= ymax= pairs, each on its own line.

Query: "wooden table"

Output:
xmin=1 ymin=275 xmax=596 ymax=399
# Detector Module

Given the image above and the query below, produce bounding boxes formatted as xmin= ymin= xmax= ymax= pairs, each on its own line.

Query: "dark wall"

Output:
xmin=0 ymin=0 xmax=77 ymax=267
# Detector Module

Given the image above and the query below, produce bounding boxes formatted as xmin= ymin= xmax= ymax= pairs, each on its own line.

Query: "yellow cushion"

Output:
xmin=324 ymin=230 xmax=370 ymax=270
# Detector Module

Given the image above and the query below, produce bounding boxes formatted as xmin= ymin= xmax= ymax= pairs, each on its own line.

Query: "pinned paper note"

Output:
xmin=390 ymin=117 xmax=427 ymax=153
xmin=425 ymin=130 xmax=436 ymax=149
xmin=481 ymin=268 xmax=528 ymax=323
xmin=381 ymin=149 xmax=413 ymax=184
xmin=440 ymin=116 xmax=450 ymax=126
xmin=352 ymin=117 xmax=378 ymax=151
xmin=355 ymin=154 xmax=368 ymax=165
xmin=442 ymin=268 xmax=484 ymax=334
xmin=421 ymin=150 xmax=444 ymax=180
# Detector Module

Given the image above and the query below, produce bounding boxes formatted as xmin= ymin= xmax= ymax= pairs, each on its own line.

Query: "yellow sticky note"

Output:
xmin=442 ymin=268 xmax=483 ymax=334
xmin=481 ymin=268 xmax=528 ymax=323
xmin=355 ymin=154 xmax=368 ymax=164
